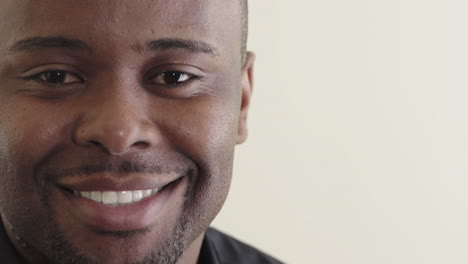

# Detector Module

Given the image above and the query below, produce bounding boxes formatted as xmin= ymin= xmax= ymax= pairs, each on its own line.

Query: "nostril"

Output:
xmin=89 ymin=140 xmax=103 ymax=147
xmin=133 ymin=141 xmax=149 ymax=149
xmin=79 ymin=139 xmax=118 ymax=155
xmin=88 ymin=140 xmax=110 ymax=153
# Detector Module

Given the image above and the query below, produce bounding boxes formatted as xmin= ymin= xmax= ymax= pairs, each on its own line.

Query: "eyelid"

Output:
xmin=23 ymin=71 xmax=84 ymax=85
xmin=146 ymin=64 xmax=204 ymax=78
xmin=144 ymin=65 xmax=204 ymax=87
xmin=19 ymin=64 xmax=85 ymax=82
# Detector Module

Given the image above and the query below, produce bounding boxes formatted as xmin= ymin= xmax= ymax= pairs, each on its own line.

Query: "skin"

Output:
xmin=0 ymin=0 xmax=254 ymax=263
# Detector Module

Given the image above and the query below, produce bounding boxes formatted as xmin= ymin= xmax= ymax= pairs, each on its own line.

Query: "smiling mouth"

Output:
xmin=60 ymin=177 xmax=180 ymax=207
xmin=72 ymin=187 xmax=164 ymax=206
xmin=54 ymin=174 xmax=188 ymax=231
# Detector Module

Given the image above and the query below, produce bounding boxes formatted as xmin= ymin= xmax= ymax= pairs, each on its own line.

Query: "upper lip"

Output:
xmin=56 ymin=172 xmax=182 ymax=192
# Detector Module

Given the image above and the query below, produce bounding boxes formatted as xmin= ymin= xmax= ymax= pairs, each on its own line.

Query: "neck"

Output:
xmin=177 ymin=233 xmax=205 ymax=264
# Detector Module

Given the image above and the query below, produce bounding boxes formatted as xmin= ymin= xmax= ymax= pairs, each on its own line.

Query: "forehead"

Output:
xmin=0 ymin=0 xmax=241 ymax=56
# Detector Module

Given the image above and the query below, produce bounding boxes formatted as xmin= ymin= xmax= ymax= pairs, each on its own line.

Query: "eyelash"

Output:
xmin=22 ymin=70 xmax=83 ymax=85
xmin=148 ymin=71 xmax=200 ymax=87
xmin=22 ymin=70 xmax=200 ymax=87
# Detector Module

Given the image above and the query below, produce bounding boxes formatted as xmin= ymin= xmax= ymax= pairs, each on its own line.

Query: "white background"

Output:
xmin=213 ymin=1 xmax=468 ymax=263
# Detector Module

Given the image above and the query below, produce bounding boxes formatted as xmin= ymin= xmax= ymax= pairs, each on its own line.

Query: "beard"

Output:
xmin=1 ymin=148 xmax=226 ymax=264
xmin=39 ymin=162 xmax=205 ymax=264
xmin=44 ymin=208 xmax=191 ymax=264
xmin=0 ymin=134 xmax=232 ymax=264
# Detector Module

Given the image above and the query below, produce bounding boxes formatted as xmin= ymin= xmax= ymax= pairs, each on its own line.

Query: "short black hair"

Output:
xmin=240 ymin=0 xmax=248 ymax=65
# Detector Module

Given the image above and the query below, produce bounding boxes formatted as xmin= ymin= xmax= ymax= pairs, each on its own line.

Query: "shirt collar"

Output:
xmin=0 ymin=222 xmax=24 ymax=264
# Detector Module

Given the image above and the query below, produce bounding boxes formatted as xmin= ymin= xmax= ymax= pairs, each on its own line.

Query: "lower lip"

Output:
xmin=59 ymin=178 xmax=185 ymax=232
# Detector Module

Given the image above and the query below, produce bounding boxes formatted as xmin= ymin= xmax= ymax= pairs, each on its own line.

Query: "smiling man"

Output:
xmin=0 ymin=1 xmax=282 ymax=264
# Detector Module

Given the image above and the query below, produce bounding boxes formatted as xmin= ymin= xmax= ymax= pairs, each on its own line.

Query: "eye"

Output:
xmin=32 ymin=70 xmax=82 ymax=84
xmin=151 ymin=71 xmax=194 ymax=85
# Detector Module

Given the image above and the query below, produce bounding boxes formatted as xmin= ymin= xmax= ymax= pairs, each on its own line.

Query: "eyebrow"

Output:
xmin=8 ymin=36 xmax=91 ymax=53
xmin=146 ymin=38 xmax=219 ymax=56
xmin=7 ymin=36 xmax=219 ymax=56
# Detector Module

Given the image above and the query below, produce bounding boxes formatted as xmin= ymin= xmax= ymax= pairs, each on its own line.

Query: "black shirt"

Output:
xmin=0 ymin=223 xmax=283 ymax=264
xmin=199 ymin=228 xmax=283 ymax=264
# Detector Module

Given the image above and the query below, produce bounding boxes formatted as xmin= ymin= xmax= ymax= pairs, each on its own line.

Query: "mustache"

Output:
xmin=35 ymin=151 xmax=193 ymax=180
xmin=49 ymin=161 xmax=164 ymax=178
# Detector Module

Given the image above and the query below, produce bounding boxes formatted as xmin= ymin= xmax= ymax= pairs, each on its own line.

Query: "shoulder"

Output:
xmin=202 ymin=227 xmax=284 ymax=264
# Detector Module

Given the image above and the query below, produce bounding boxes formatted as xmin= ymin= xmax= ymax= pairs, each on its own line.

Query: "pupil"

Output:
xmin=163 ymin=72 xmax=181 ymax=84
xmin=47 ymin=71 xmax=66 ymax=83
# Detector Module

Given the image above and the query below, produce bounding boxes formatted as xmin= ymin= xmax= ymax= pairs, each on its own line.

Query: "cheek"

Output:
xmin=159 ymin=94 xmax=241 ymax=206
xmin=0 ymin=100 xmax=71 ymax=224
xmin=0 ymin=101 xmax=69 ymax=171
xmin=164 ymin=96 xmax=240 ymax=169
xmin=179 ymin=77 xmax=241 ymax=165
xmin=162 ymin=99 xmax=240 ymax=230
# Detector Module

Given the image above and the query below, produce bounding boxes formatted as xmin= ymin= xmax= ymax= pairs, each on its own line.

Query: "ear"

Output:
xmin=236 ymin=52 xmax=255 ymax=144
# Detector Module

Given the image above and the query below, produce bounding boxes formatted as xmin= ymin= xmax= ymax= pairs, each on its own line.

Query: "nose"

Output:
xmin=73 ymin=92 xmax=160 ymax=156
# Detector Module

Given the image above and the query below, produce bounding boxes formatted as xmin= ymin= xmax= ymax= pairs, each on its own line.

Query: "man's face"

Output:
xmin=0 ymin=0 xmax=253 ymax=263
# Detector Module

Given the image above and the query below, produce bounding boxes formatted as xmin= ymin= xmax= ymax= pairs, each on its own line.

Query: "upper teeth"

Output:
xmin=74 ymin=188 xmax=160 ymax=206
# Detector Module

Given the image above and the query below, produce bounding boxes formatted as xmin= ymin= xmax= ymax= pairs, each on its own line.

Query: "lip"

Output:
xmin=56 ymin=171 xmax=180 ymax=192
xmin=56 ymin=173 xmax=186 ymax=232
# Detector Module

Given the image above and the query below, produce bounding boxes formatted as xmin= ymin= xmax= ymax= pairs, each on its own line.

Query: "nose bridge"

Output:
xmin=74 ymin=78 xmax=159 ymax=155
